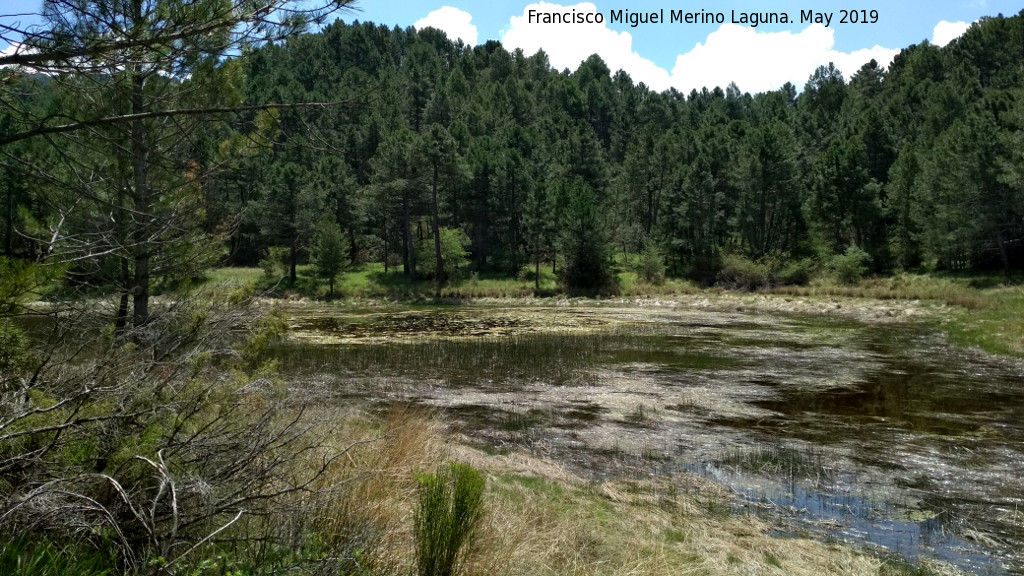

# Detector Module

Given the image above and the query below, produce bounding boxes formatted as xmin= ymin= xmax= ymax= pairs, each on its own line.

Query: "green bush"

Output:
xmin=260 ymin=247 xmax=290 ymax=279
xmin=414 ymin=462 xmax=486 ymax=576
xmin=717 ymin=252 xmax=769 ymax=290
xmin=831 ymin=245 xmax=872 ymax=285
xmin=0 ymin=321 xmax=31 ymax=380
xmin=416 ymin=228 xmax=472 ymax=282
xmin=559 ymin=182 xmax=618 ymax=296
xmin=779 ymin=258 xmax=815 ymax=286
xmin=636 ymin=244 xmax=666 ymax=285
xmin=312 ymin=216 xmax=350 ymax=296
xmin=716 ymin=251 xmax=817 ymax=289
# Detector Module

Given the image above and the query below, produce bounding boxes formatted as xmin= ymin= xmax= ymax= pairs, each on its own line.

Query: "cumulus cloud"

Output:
xmin=414 ymin=6 xmax=478 ymax=46
xmin=932 ymin=20 xmax=970 ymax=47
xmin=671 ymin=24 xmax=898 ymax=92
xmin=501 ymin=2 xmax=899 ymax=94
xmin=502 ymin=2 xmax=672 ymax=90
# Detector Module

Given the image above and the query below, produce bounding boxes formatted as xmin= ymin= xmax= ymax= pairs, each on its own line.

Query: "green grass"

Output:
xmin=771 ymin=272 xmax=1024 ymax=358
xmin=943 ymin=287 xmax=1024 ymax=357
xmin=195 ymin=263 xmax=561 ymax=300
xmin=0 ymin=534 xmax=117 ymax=576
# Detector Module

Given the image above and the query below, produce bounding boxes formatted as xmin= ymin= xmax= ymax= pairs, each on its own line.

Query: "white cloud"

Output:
xmin=501 ymin=3 xmax=900 ymax=94
xmin=414 ymin=6 xmax=478 ymax=47
xmin=502 ymin=2 xmax=672 ymax=89
xmin=932 ymin=20 xmax=970 ymax=47
xmin=0 ymin=42 xmax=42 ymax=69
xmin=671 ymin=24 xmax=898 ymax=93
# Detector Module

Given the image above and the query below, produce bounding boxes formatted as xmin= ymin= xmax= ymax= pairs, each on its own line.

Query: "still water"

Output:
xmin=268 ymin=304 xmax=1024 ymax=574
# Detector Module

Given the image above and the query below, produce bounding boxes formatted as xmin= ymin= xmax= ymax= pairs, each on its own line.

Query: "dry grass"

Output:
xmin=268 ymin=407 xmax=951 ymax=576
xmin=453 ymin=443 xmax=892 ymax=576
xmin=769 ymin=275 xmax=990 ymax=310
xmin=275 ymin=405 xmax=449 ymax=574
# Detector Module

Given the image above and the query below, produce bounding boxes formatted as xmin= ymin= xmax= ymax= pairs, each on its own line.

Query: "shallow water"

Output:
xmin=269 ymin=304 xmax=1024 ymax=574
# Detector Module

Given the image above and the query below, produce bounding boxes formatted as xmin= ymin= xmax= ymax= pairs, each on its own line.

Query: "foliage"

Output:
xmin=559 ymin=181 xmax=618 ymax=295
xmin=717 ymin=251 xmax=813 ymax=290
xmin=0 ymin=320 xmax=32 ymax=380
xmin=0 ymin=535 xmax=117 ymax=576
xmin=717 ymin=252 xmax=770 ymax=290
xmin=416 ymin=228 xmax=472 ymax=282
xmin=312 ymin=215 xmax=350 ymax=296
xmin=778 ymin=258 xmax=815 ymax=286
xmin=414 ymin=462 xmax=486 ymax=576
xmin=831 ymin=245 xmax=873 ymax=285
xmin=636 ymin=243 xmax=667 ymax=285
xmin=260 ymin=247 xmax=291 ymax=279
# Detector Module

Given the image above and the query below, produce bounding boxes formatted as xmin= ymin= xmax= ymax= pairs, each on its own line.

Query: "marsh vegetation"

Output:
xmin=268 ymin=303 xmax=1024 ymax=574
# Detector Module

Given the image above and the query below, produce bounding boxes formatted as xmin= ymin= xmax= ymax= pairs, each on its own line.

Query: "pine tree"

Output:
xmin=313 ymin=215 xmax=349 ymax=297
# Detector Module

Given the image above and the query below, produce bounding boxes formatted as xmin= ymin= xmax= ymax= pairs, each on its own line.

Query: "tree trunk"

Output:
xmin=534 ymin=236 xmax=540 ymax=290
xmin=115 ymin=257 xmax=130 ymax=337
xmin=431 ymin=162 xmax=444 ymax=284
xmin=348 ymin=226 xmax=358 ymax=265
xmin=130 ymin=69 xmax=150 ymax=332
xmin=996 ymin=228 xmax=1011 ymax=280
xmin=402 ymin=191 xmax=413 ymax=276
xmin=289 ymin=234 xmax=298 ymax=284
xmin=3 ymin=186 xmax=11 ymax=256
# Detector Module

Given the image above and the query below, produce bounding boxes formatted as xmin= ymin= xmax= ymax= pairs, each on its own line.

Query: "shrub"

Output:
xmin=414 ymin=462 xmax=486 ymax=576
xmin=260 ymin=247 xmax=290 ymax=279
xmin=831 ymin=245 xmax=872 ymax=285
xmin=636 ymin=244 xmax=666 ymax=285
xmin=779 ymin=258 xmax=815 ymax=286
xmin=717 ymin=252 xmax=768 ymax=290
xmin=416 ymin=228 xmax=472 ymax=282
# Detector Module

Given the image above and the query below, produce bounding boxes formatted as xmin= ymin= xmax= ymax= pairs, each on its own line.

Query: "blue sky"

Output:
xmin=1 ymin=0 xmax=1020 ymax=93
xmin=348 ymin=0 xmax=1020 ymax=92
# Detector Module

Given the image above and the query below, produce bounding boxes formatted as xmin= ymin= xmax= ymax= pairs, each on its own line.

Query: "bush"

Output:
xmin=414 ymin=462 xmax=486 ymax=576
xmin=635 ymin=244 xmax=666 ymax=285
xmin=831 ymin=245 xmax=872 ymax=285
xmin=716 ymin=251 xmax=818 ymax=289
xmin=779 ymin=258 xmax=815 ymax=286
xmin=416 ymin=228 xmax=472 ymax=282
xmin=260 ymin=247 xmax=290 ymax=279
xmin=717 ymin=252 xmax=769 ymax=290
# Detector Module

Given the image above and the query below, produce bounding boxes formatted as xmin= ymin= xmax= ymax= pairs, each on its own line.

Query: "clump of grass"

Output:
xmin=0 ymin=535 xmax=117 ymax=576
xmin=414 ymin=462 xmax=486 ymax=576
xmin=266 ymin=324 xmax=673 ymax=386
xmin=718 ymin=446 xmax=835 ymax=486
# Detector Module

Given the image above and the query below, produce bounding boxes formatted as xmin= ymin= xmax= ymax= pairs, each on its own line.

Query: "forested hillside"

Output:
xmin=3 ymin=11 xmax=1024 ymax=295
